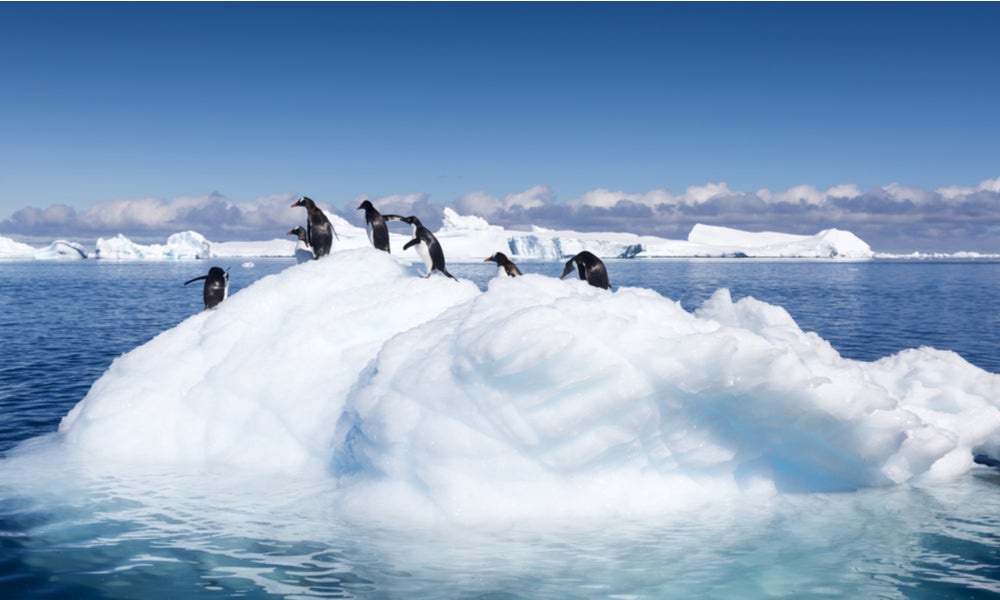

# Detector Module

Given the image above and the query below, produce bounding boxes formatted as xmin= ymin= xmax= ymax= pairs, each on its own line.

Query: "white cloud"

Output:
xmin=455 ymin=186 xmax=554 ymax=217
xmin=680 ymin=182 xmax=732 ymax=205
xmin=826 ymin=184 xmax=862 ymax=199
xmin=881 ymin=182 xmax=935 ymax=204
xmin=237 ymin=192 xmax=300 ymax=228
xmin=937 ymin=176 xmax=1000 ymax=200
xmin=79 ymin=197 xmax=176 ymax=229
xmin=503 ymin=185 xmax=553 ymax=211
xmin=566 ymin=189 xmax=636 ymax=209
xmin=366 ymin=192 xmax=431 ymax=216
xmin=455 ymin=190 xmax=502 ymax=217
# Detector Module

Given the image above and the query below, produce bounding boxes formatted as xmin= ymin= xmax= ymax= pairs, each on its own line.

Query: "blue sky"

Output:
xmin=1 ymin=2 xmax=998 ymax=252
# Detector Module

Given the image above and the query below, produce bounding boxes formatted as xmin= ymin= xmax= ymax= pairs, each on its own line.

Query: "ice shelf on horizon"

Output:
xmin=0 ymin=209 xmax=878 ymax=260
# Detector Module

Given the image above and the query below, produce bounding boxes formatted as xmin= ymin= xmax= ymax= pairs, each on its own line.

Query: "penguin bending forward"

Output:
xmin=560 ymin=251 xmax=610 ymax=289
xmin=398 ymin=216 xmax=456 ymax=280
xmin=484 ymin=252 xmax=522 ymax=277
xmin=184 ymin=267 xmax=229 ymax=309
xmin=290 ymin=196 xmax=337 ymax=259
xmin=357 ymin=200 xmax=391 ymax=252
xmin=287 ymin=226 xmax=315 ymax=263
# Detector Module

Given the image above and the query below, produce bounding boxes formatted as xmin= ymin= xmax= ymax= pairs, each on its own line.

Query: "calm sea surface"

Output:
xmin=1 ymin=258 xmax=998 ymax=598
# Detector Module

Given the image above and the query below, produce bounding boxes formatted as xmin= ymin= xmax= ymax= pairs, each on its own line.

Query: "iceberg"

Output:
xmin=55 ymin=248 xmax=1000 ymax=522
xmin=32 ymin=240 xmax=88 ymax=260
xmin=95 ymin=231 xmax=212 ymax=260
xmin=0 ymin=236 xmax=87 ymax=260
xmin=435 ymin=208 xmax=873 ymax=260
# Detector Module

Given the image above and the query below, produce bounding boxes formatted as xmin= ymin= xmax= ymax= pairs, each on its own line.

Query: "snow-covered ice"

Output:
xmin=0 ymin=236 xmax=87 ymax=260
xmin=51 ymin=247 xmax=1000 ymax=523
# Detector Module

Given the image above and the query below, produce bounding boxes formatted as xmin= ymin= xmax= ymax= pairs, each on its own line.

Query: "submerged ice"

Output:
xmin=53 ymin=249 xmax=1000 ymax=520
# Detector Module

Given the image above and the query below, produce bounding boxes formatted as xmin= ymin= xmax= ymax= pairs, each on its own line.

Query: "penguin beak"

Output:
xmin=483 ymin=257 xmax=491 ymax=263
xmin=559 ymin=262 xmax=574 ymax=280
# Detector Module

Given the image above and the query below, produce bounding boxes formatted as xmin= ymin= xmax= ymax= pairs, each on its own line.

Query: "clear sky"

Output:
xmin=2 ymin=2 xmax=998 ymax=252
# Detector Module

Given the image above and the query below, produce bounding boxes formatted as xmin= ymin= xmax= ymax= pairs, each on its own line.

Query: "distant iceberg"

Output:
xmin=95 ymin=231 xmax=212 ymax=260
xmin=0 ymin=236 xmax=87 ymax=260
xmin=435 ymin=208 xmax=874 ymax=260
xmin=1 ymin=210 xmax=874 ymax=261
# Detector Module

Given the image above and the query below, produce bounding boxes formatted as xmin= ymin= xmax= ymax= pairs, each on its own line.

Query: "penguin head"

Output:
xmin=404 ymin=215 xmax=422 ymax=227
xmin=291 ymin=196 xmax=315 ymax=209
xmin=485 ymin=252 xmax=508 ymax=265
xmin=287 ymin=226 xmax=307 ymax=241
xmin=559 ymin=256 xmax=578 ymax=280
xmin=207 ymin=267 xmax=228 ymax=281
xmin=357 ymin=199 xmax=373 ymax=211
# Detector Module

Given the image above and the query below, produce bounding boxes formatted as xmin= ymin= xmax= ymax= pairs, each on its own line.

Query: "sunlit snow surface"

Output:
xmin=27 ymin=248 xmax=996 ymax=524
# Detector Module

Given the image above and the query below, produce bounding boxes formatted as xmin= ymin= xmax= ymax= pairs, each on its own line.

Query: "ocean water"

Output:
xmin=1 ymin=258 xmax=998 ymax=598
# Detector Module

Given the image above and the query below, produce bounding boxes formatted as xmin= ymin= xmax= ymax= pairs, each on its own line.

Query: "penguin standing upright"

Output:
xmin=357 ymin=199 xmax=391 ymax=252
xmin=287 ymin=226 xmax=314 ymax=264
xmin=290 ymin=196 xmax=336 ymax=259
xmin=560 ymin=251 xmax=610 ymax=289
xmin=184 ymin=267 xmax=229 ymax=309
xmin=484 ymin=252 xmax=522 ymax=277
xmin=399 ymin=216 xmax=456 ymax=280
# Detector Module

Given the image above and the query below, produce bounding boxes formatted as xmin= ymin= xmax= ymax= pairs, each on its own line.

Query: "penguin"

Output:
xmin=399 ymin=216 xmax=456 ymax=280
xmin=184 ymin=266 xmax=229 ymax=309
xmin=484 ymin=252 xmax=522 ymax=277
xmin=357 ymin=199 xmax=391 ymax=253
xmin=290 ymin=196 xmax=336 ymax=259
xmin=287 ymin=226 xmax=315 ymax=264
xmin=560 ymin=251 xmax=610 ymax=290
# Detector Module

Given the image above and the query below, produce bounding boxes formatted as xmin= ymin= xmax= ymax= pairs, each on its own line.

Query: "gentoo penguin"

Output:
xmin=287 ymin=226 xmax=315 ymax=264
xmin=184 ymin=266 xmax=229 ymax=309
xmin=484 ymin=252 xmax=522 ymax=277
xmin=560 ymin=251 xmax=610 ymax=290
xmin=290 ymin=196 xmax=336 ymax=259
xmin=357 ymin=199 xmax=391 ymax=252
xmin=399 ymin=216 xmax=456 ymax=280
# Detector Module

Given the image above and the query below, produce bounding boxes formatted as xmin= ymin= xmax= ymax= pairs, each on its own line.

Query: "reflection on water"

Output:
xmin=2 ymin=456 xmax=1000 ymax=598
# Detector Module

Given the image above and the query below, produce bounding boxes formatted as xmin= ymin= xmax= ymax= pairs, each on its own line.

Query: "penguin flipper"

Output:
xmin=403 ymin=238 xmax=418 ymax=251
xmin=184 ymin=275 xmax=208 ymax=286
xmin=974 ymin=454 xmax=1000 ymax=468
xmin=382 ymin=214 xmax=408 ymax=222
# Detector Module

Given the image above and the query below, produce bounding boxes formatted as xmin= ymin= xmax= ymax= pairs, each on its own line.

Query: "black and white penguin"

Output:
xmin=399 ymin=216 xmax=456 ymax=280
xmin=184 ymin=266 xmax=229 ymax=309
xmin=290 ymin=196 xmax=336 ymax=259
xmin=560 ymin=251 xmax=610 ymax=290
xmin=287 ymin=226 xmax=315 ymax=264
xmin=357 ymin=199 xmax=391 ymax=253
xmin=484 ymin=252 xmax=522 ymax=277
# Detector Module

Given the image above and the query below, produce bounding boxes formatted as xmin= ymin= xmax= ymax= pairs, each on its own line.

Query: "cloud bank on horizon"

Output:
xmin=2 ymin=177 xmax=998 ymax=253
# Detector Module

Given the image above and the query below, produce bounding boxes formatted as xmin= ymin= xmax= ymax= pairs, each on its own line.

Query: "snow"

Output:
xmin=0 ymin=210 xmax=877 ymax=261
xmin=51 ymin=248 xmax=1000 ymax=523
xmin=95 ymin=231 xmax=212 ymax=260
xmin=0 ymin=236 xmax=87 ymax=260
xmin=684 ymin=224 xmax=872 ymax=258
xmin=32 ymin=240 xmax=88 ymax=260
